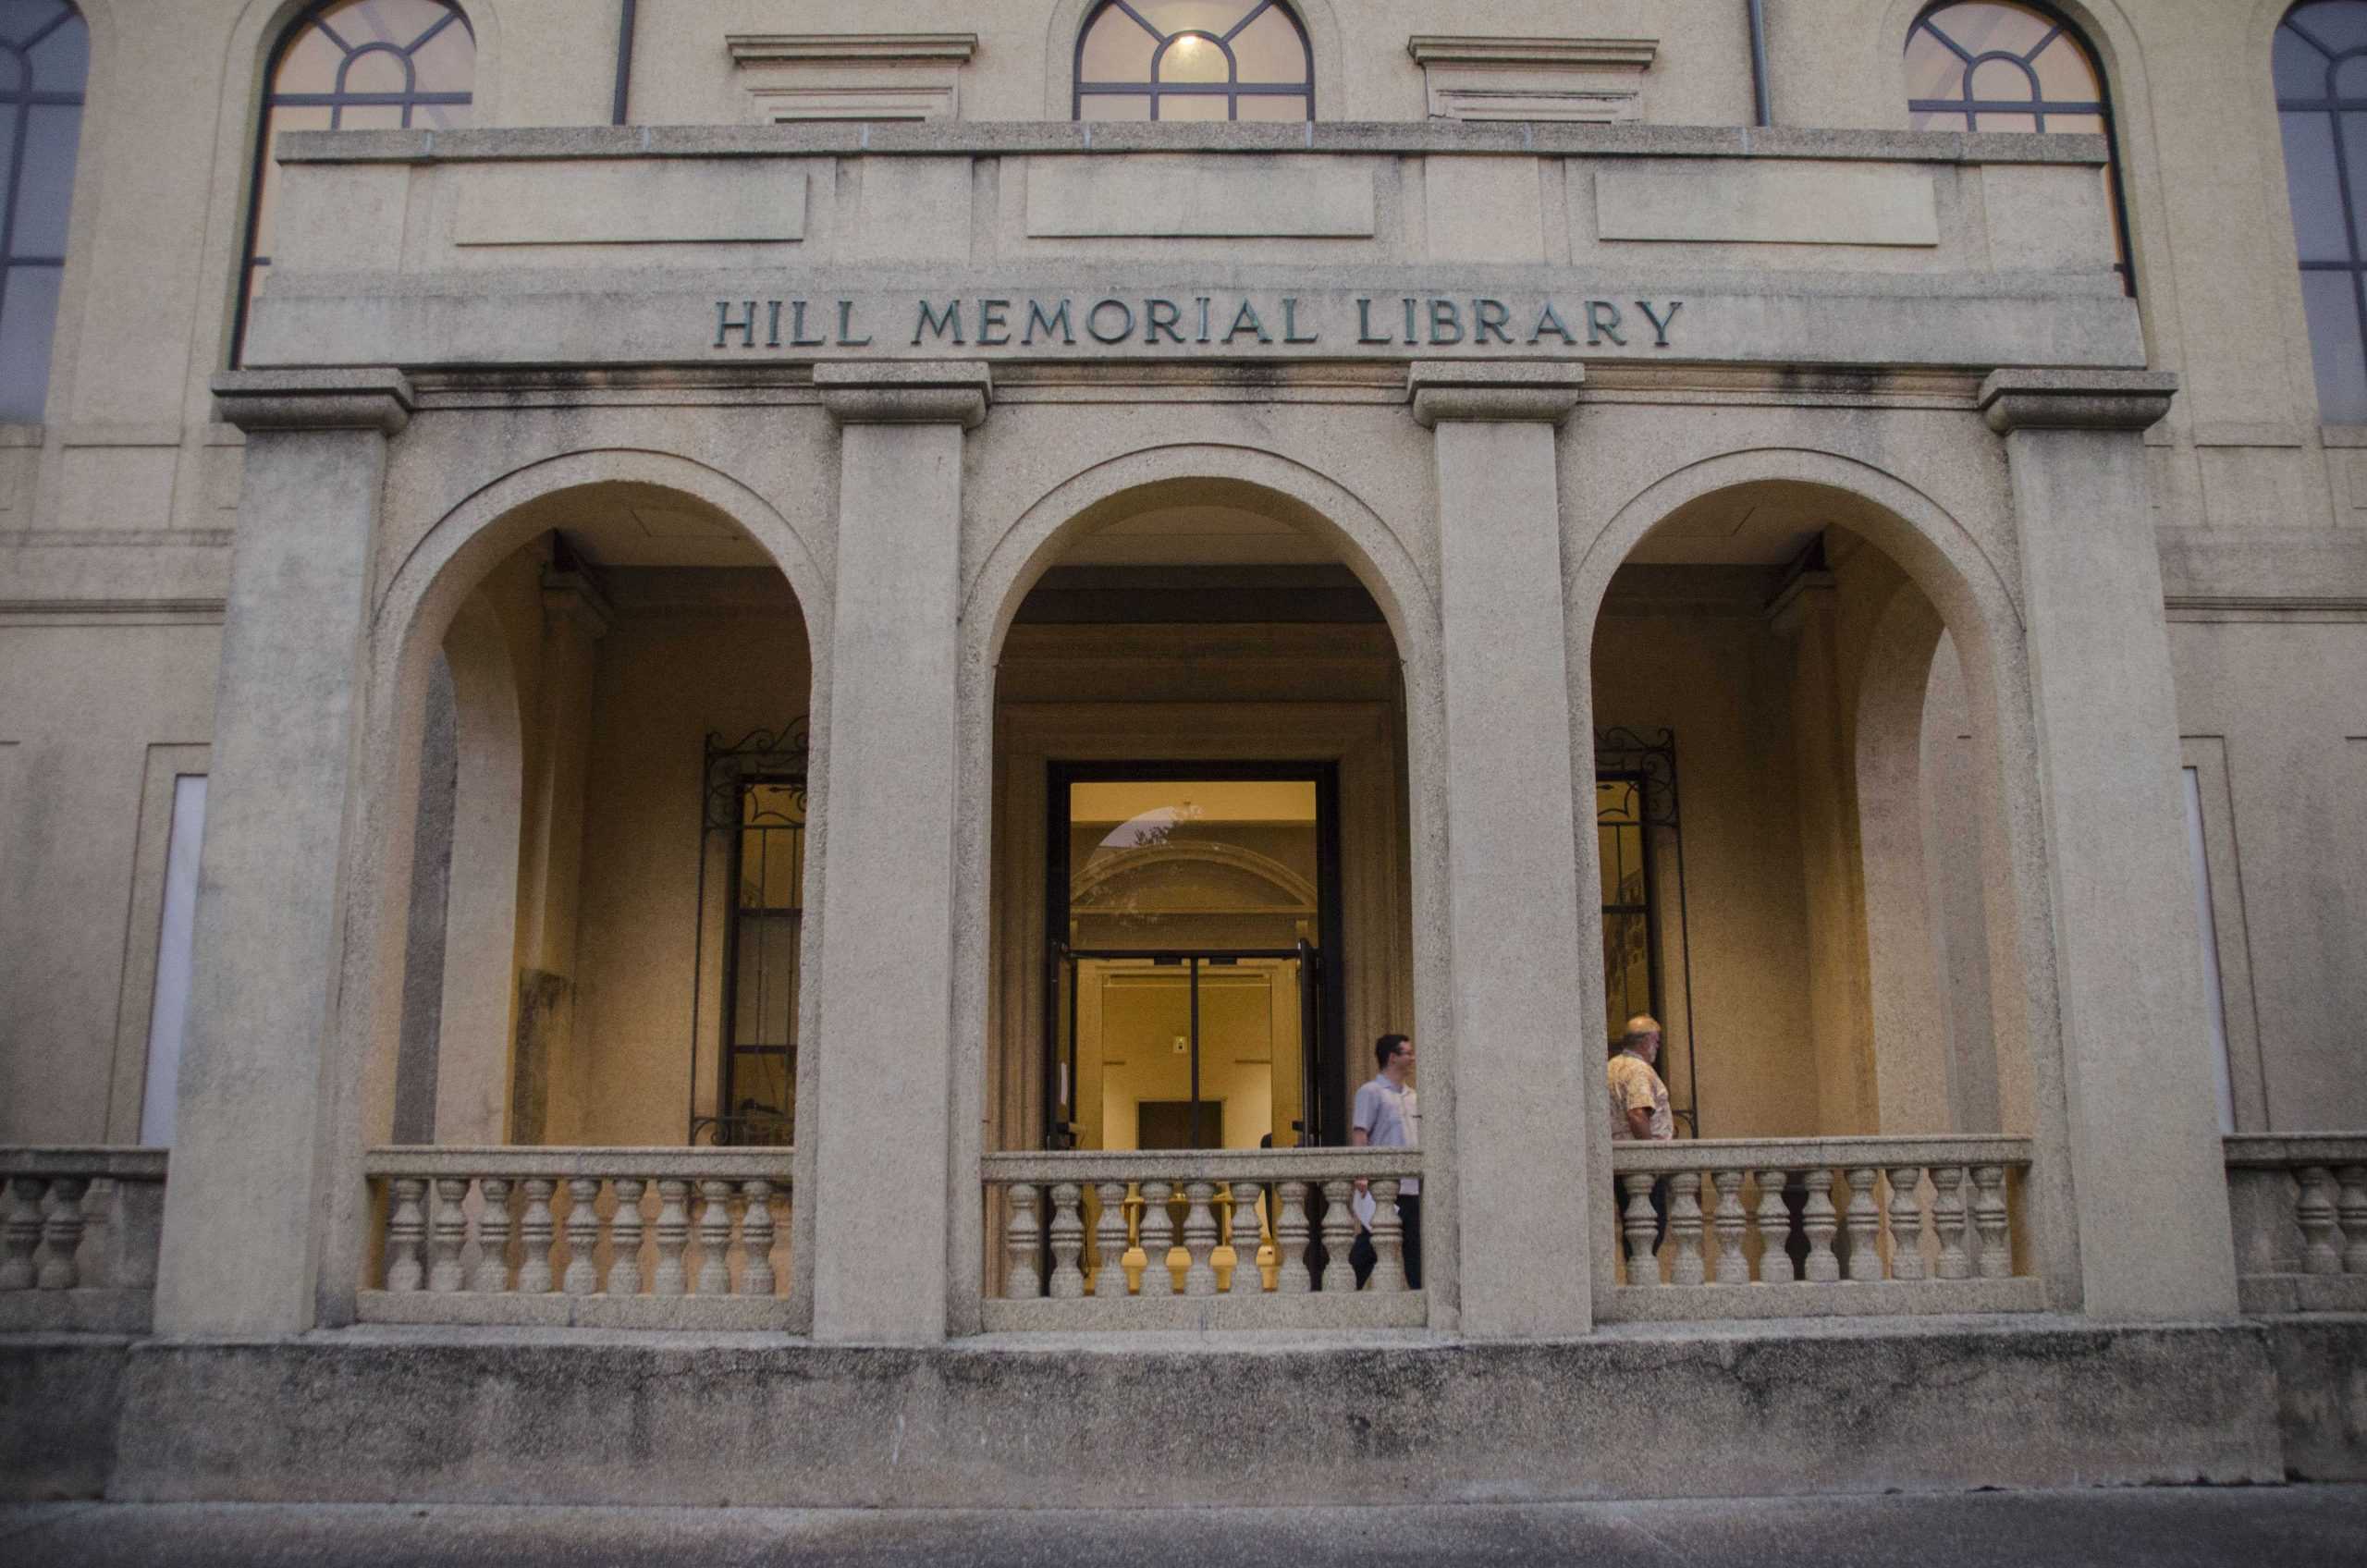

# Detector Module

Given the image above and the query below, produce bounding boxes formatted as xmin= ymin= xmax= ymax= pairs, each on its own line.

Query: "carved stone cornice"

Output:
xmin=1978 ymin=368 xmax=2177 ymax=435
xmin=210 ymin=368 xmax=414 ymax=435
xmin=1406 ymin=361 xmax=1585 ymax=427
xmin=727 ymin=32 xmax=979 ymax=66
xmin=1405 ymin=36 xmax=1656 ymax=71
xmin=816 ymin=361 xmax=991 ymax=428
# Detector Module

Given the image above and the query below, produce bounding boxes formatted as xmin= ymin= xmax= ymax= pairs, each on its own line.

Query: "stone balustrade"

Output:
xmin=982 ymin=1148 xmax=1426 ymax=1329
xmin=362 ymin=1147 xmax=794 ymax=1328
xmin=1605 ymin=1136 xmax=2042 ymax=1319
xmin=0 ymin=1146 xmax=168 ymax=1333
xmin=2224 ymin=1134 xmax=2367 ymax=1315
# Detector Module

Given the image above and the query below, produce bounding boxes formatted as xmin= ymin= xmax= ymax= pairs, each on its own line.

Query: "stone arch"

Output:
xmin=945 ymin=437 xmax=1452 ymax=1333
xmin=316 ymin=447 xmax=828 ymax=1324
xmin=1568 ymin=444 xmax=2071 ymax=1299
xmin=1042 ymin=0 xmax=1344 ymax=119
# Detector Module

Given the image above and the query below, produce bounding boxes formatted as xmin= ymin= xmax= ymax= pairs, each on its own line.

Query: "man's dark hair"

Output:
xmin=1375 ymin=1033 xmax=1411 ymax=1072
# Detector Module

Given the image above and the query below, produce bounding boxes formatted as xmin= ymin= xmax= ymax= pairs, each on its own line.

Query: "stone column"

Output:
xmin=1980 ymin=368 xmax=2239 ymax=1320
xmin=1410 ymin=362 xmax=1595 ymax=1338
xmin=152 ymin=369 xmax=412 ymax=1335
xmin=807 ymin=363 xmax=988 ymax=1344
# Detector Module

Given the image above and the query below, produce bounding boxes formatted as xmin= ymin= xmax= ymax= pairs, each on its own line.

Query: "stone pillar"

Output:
xmin=1980 ymin=368 xmax=2239 ymax=1320
xmin=1409 ymin=362 xmax=1594 ymax=1338
xmin=153 ymin=369 xmax=412 ymax=1335
xmin=807 ymin=363 xmax=987 ymax=1344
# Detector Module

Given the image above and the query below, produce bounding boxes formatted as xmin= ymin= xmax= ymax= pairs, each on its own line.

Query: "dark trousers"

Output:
xmin=1348 ymin=1194 xmax=1422 ymax=1290
xmin=1613 ymin=1177 xmax=1669 ymax=1253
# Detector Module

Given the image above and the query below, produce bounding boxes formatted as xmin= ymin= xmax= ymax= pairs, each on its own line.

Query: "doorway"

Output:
xmin=1044 ymin=763 xmax=1346 ymax=1153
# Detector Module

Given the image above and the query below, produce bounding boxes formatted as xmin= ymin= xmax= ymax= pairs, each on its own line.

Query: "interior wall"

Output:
xmin=1590 ymin=570 xmax=1819 ymax=1139
xmin=567 ymin=569 xmax=812 ymax=1145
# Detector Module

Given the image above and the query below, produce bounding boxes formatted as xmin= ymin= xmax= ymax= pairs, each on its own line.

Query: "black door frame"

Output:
xmin=1044 ymin=759 xmax=1347 ymax=1151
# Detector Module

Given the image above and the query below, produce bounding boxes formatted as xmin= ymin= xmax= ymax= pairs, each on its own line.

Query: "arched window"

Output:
xmin=1 ymin=1 xmax=87 ymax=423
xmin=1074 ymin=0 xmax=1311 ymax=122
xmin=2276 ymin=3 xmax=2367 ymax=423
xmin=233 ymin=0 xmax=472 ymax=365
xmin=1905 ymin=2 xmax=2132 ymax=292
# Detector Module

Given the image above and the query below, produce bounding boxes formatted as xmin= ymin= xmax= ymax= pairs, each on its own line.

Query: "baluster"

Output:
xmin=473 ymin=1178 xmax=512 ymax=1292
xmin=1228 ymin=1182 xmax=1265 ymax=1295
xmin=607 ymin=1179 xmax=646 ymax=1295
xmin=1620 ymin=1173 xmax=1660 ymax=1285
xmin=651 ymin=1180 xmax=690 ymax=1296
xmin=1181 ymin=1182 xmax=1220 ymax=1297
xmin=1049 ymin=1184 xmax=1086 ymax=1300
xmin=1318 ymin=1180 xmax=1357 ymax=1292
xmin=1002 ymin=1183 xmax=1042 ymax=1299
xmin=1367 ymin=1179 xmax=1408 ymax=1293
xmin=562 ymin=1178 xmax=602 ymax=1296
xmin=29 ymin=1176 xmax=83 ymax=1291
xmin=2339 ymin=1167 xmax=2367 ymax=1276
xmin=517 ymin=1179 xmax=558 ymax=1292
xmin=1801 ymin=1169 xmax=1840 ymax=1283
xmin=1665 ymin=1172 xmax=1705 ymax=1286
xmin=1139 ymin=1182 xmax=1178 ymax=1296
xmin=1842 ymin=1168 xmax=1882 ymax=1282
xmin=384 ymin=1176 xmax=426 ymax=1293
xmin=1275 ymin=1182 xmax=1312 ymax=1294
xmin=1754 ymin=1170 xmax=1794 ymax=1284
xmin=428 ymin=1178 xmax=470 ymax=1292
xmin=738 ymin=1180 xmax=776 ymax=1297
xmin=1090 ymin=1182 xmax=1130 ymax=1298
xmin=695 ymin=1181 xmax=733 ymax=1295
xmin=2298 ymin=1166 xmax=2342 ymax=1275
xmin=1886 ymin=1166 xmax=1928 ymax=1283
xmin=0 ymin=1178 xmax=47 ymax=1292
xmin=1971 ymin=1165 xmax=2012 ymax=1279
xmin=1932 ymin=1166 xmax=1972 ymax=1280
xmin=1711 ymin=1170 xmax=1748 ymax=1284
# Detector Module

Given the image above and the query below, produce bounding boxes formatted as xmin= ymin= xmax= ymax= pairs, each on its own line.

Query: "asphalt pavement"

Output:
xmin=4 ymin=1486 xmax=2365 ymax=1568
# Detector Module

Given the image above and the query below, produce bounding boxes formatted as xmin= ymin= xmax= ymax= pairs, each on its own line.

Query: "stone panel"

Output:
xmin=1597 ymin=164 xmax=1938 ymax=247
xmin=454 ymin=164 xmax=810 ymax=246
xmin=1024 ymin=155 xmax=1377 ymax=239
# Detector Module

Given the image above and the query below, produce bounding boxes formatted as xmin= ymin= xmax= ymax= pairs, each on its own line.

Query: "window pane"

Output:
xmin=411 ymin=14 xmax=476 ymax=92
xmin=2300 ymin=269 xmax=2367 ymax=423
xmin=1969 ymin=56 xmax=2037 ymax=104
xmin=1 ymin=0 xmax=70 ymax=48
xmin=1157 ymin=34 xmax=1229 ymax=84
xmin=25 ymin=9 xmax=88 ymax=92
xmin=1908 ymin=108 xmax=1971 ymax=132
xmin=1141 ymin=1 xmax=1255 ymax=37
xmin=2028 ymin=31 xmax=2100 ymax=102
xmin=1157 ymin=92 xmax=1229 ymax=120
xmin=1080 ymin=92 xmax=1151 ymax=120
xmin=340 ymin=44 xmax=411 ymax=95
xmin=1080 ymin=7 xmax=1158 ymax=81
xmin=2345 ymin=112 xmax=2367 ymax=254
xmin=1230 ymin=6 xmax=1306 ymax=83
xmin=276 ymin=22 xmax=346 ymax=93
xmin=1974 ymin=111 xmax=2041 ymax=134
xmin=0 ymin=263 xmax=63 ymax=422
xmin=1932 ymin=2 xmax=2053 ymax=59
xmin=2283 ymin=112 xmax=2349 ymax=263
xmin=334 ymin=101 xmax=408 ymax=131
xmin=11 ymin=103 xmax=81 ymax=258
xmin=336 ymin=0 xmax=453 ymax=47
xmin=2277 ymin=27 xmax=2331 ymax=101
xmin=2340 ymin=53 xmax=2367 ymax=100
xmin=2290 ymin=1 xmax=2367 ymax=57
xmin=1904 ymin=35 xmax=1967 ymax=103
xmin=251 ymin=102 xmax=332 ymax=261
xmin=2046 ymin=112 xmax=2105 ymax=136
xmin=1237 ymin=93 xmax=1308 ymax=121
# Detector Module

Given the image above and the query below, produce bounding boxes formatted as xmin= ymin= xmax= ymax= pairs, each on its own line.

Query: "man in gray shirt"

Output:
xmin=1349 ymin=1033 xmax=1421 ymax=1289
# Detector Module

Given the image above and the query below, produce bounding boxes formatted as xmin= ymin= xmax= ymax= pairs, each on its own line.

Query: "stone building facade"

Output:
xmin=2 ymin=0 xmax=2363 ymax=1504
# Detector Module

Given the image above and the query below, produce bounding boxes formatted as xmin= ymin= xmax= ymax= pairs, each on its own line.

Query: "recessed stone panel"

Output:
xmin=454 ymin=163 xmax=808 ymax=246
xmin=1024 ymin=155 xmax=1375 ymax=239
xmin=1597 ymin=163 xmax=1939 ymax=247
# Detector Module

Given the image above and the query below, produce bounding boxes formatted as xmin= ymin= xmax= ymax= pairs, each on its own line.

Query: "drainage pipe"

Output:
xmin=1748 ymin=0 xmax=1773 ymax=127
xmin=611 ymin=0 xmax=638 ymax=126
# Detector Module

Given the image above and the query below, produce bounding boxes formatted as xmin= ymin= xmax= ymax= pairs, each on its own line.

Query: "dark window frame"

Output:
xmin=1905 ymin=0 xmax=2136 ymax=295
xmin=231 ymin=0 xmax=473 ymax=366
xmin=1073 ymin=0 xmax=1313 ymax=122
xmin=1 ymin=0 xmax=88 ymax=423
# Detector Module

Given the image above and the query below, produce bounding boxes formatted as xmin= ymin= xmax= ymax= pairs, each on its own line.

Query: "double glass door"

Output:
xmin=1045 ymin=766 xmax=1343 ymax=1152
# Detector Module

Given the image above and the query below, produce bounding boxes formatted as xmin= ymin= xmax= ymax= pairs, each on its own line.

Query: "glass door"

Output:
xmin=1045 ymin=766 xmax=1343 ymax=1153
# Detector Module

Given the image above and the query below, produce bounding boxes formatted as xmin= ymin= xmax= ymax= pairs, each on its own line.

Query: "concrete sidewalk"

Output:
xmin=4 ymin=1487 xmax=2364 ymax=1567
